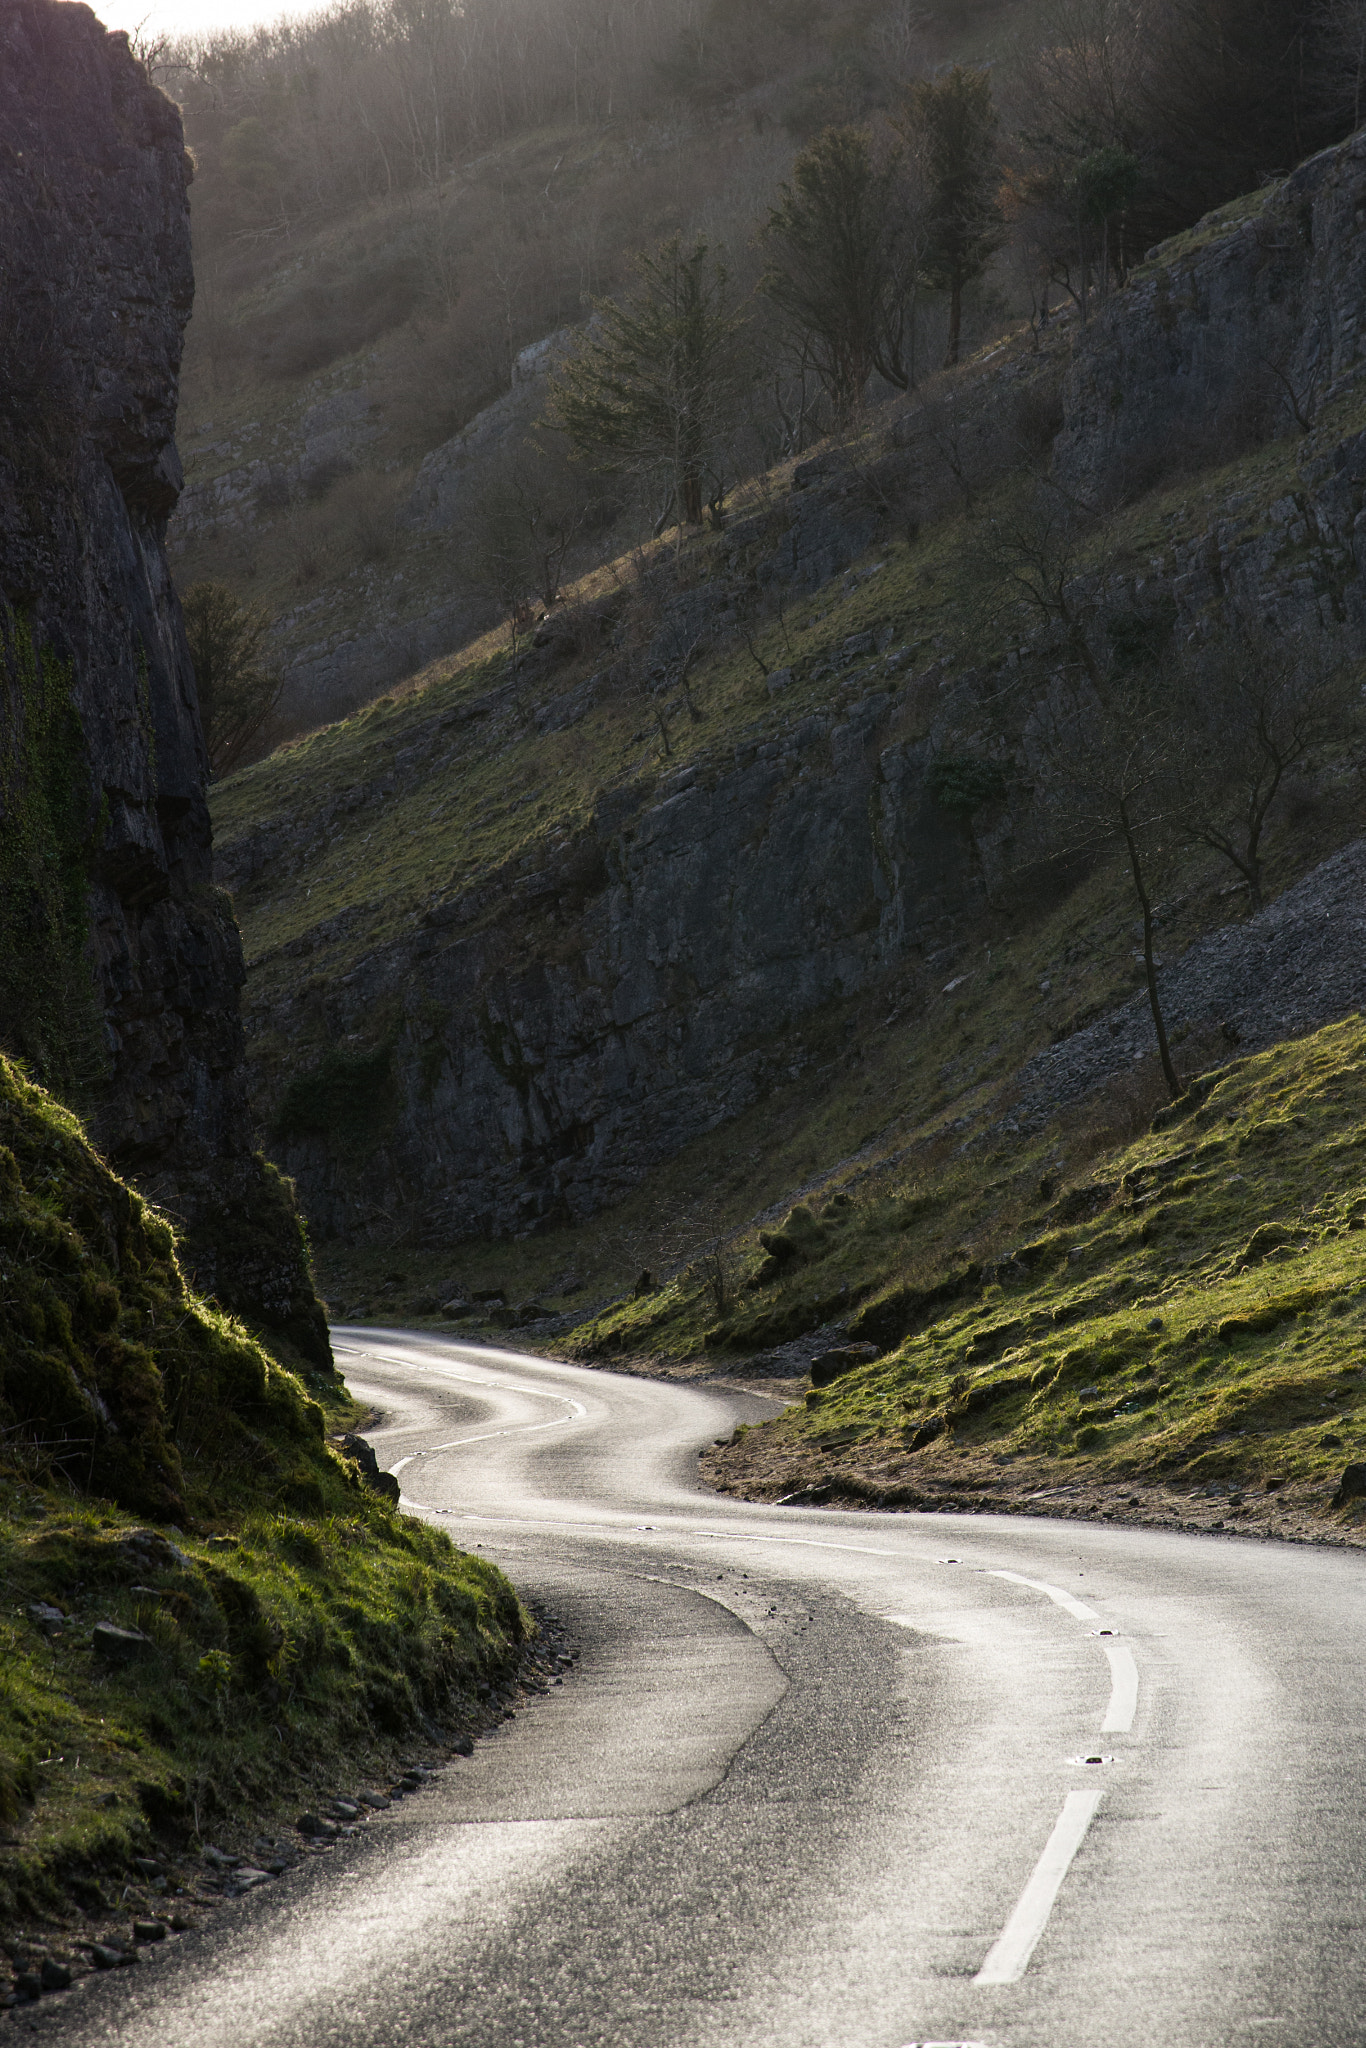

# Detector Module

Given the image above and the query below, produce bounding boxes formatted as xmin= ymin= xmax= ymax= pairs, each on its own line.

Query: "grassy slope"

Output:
xmin=213 ymin=237 xmax=1365 ymax=1315
xmin=216 ymin=345 xmax=1366 ymax=999
xmin=701 ymin=1015 xmax=1366 ymax=1534
xmin=210 ymin=181 xmax=1366 ymax=1541
xmin=0 ymin=1053 xmax=526 ymax=1943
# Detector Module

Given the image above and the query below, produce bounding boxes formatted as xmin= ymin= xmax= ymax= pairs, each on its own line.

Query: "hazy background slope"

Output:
xmin=160 ymin=0 xmax=1360 ymax=730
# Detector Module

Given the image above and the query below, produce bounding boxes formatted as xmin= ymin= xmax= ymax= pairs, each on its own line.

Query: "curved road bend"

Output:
xmin=25 ymin=1327 xmax=1366 ymax=2048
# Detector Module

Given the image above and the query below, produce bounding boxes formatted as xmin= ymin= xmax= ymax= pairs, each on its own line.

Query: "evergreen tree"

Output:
xmin=181 ymin=582 xmax=282 ymax=778
xmin=545 ymin=237 xmax=742 ymax=529
xmin=900 ymin=65 xmax=1004 ymax=366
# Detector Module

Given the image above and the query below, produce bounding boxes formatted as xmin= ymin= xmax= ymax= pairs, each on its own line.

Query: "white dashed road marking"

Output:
xmin=974 ymin=1788 xmax=1106 ymax=1986
xmin=1101 ymin=1640 xmax=1140 ymax=1732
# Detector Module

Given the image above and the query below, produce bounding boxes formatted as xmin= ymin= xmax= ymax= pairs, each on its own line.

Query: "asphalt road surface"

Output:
xmin=25 ymin=1328 xmax=1366 ymax=2048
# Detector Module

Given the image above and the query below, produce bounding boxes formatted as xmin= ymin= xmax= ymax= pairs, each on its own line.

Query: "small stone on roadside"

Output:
xmin=296 ymin=1812 xmax=338 ymax=1838
xmin=40 ymin=1960 xmax=71 ymax=1991
xmin=132 ymin=1921 xmax=166 ymax=1943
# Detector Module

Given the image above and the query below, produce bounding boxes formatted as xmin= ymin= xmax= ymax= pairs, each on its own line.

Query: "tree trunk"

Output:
xmin=1245 ymin=856 xmax=1264 ymax=914
xmin=1120 ymin=804 xmax=1182 ymax=1101
xmin=945 ymin=273 xmax=963 ymax=367
xmin=681 ymin=471 xmax=703 ymax=525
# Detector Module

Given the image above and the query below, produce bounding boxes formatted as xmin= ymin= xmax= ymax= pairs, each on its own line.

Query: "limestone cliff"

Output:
xmin=0 ymin=0 xmax=329 ymax=1367
xmin=215 ymin=129 xmax=1366 ymax=1257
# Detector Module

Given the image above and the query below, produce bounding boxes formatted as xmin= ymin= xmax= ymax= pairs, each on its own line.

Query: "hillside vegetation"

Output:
xmin=202 ymin=72 xmax=1366 ymax=1534
xmin=699 ymin=1015 xmax=1366 ymax=1532
xmin=0 ymin=1054 xmax=526 ymax=1944
xmin=162 ymin=0 xmax=1361 ymax=728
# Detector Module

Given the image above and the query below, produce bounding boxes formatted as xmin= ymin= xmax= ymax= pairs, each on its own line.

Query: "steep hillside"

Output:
xmin=0 ymin=1053 xmax=526 ymax=1968
xmin=701 ymin=1014 xmax=1366 ymax=1536
xmin=163 ymin=0 xmax=1042 ymax=728
xmin=213 ymin=131 xmax=1366 ymax=1300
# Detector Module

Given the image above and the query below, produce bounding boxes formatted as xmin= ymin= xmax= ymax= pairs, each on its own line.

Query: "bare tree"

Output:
xmin=1313 ymin=0 xmax=1366 ymax=126
xmin=974 ymin=488 xmax=1102 ymax=682
xmin=1165 ymin=628 xmax=1358 ymax=911
xmin=456 ymin=437 xmax=592 ymax=658
xmin=1026 ymin=677 xmax=1184 ymax=1098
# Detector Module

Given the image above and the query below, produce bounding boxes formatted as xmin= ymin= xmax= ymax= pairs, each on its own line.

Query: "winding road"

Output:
xmin=27 ymin=1328 xmax=1366 ymax=2048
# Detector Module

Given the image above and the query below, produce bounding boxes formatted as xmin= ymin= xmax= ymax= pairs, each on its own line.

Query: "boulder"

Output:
xmin=809 ymin=1342 xmax=880 ymax=1388
xmin=93 ymin=1622 xmax=151 ymax=1665
xmin=1332 ymin=1463 xmax=1366 ymax=1507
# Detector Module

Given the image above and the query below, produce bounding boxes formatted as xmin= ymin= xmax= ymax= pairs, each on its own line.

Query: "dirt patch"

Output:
xmin=698 ymin=1428 xmax=1366 ymax=1546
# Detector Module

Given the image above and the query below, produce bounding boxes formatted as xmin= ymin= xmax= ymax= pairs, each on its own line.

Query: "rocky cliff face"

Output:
xmin=225 ymin=670 xmax=977 ymax=1244
xmin=219 ymin=129 xmax=1366 ymax=1255
xmin=0 ymin=0 xmax=329 ymax=1367
xmin=1057 ymin=134 xmax=1366 ymax=514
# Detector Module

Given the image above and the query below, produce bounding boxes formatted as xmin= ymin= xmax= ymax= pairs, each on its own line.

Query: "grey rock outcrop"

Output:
xmin=1056 ymin=134 xmax=1366 ymax=508
xmin=0 ymin=0 xmax=328 ymax=1367
xmin=234 ymin=675 xmax=982 ymax=1244
xmin=228 ymin=128 xmax=1366 ymax=1252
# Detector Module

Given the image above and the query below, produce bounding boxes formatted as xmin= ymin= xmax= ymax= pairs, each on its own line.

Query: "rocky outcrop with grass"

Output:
xmin=214 ymin=129 xmax=1366 ymax=1260
xmin=699 ymin=1016 xmax=1366 ymax=1535
xmin=0 ymin=1052 xmax=527 ymax=1961
xmin=1057 ymin=133 xmax=1366 ymax=515
xmin=0 ymin=0 xmax=327 ymax=1366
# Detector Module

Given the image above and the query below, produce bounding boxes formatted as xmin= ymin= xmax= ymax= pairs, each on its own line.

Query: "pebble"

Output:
xmin=357 ymin=1789 xmax=390 ymax=1809
xmin=40 ymin=1961 xmax=71 ymax=1991
xmin=90 ymin=1945 xmax=130 ymax=1970
xmin=132 ymin=1921 xmax=166 ymax=1943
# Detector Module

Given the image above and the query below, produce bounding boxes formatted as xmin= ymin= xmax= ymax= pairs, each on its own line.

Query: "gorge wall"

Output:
xmin=220 ymin=132 xmax=1366 ymax=1254
xmin=0 ymin=0 xmax=329 ymax=1366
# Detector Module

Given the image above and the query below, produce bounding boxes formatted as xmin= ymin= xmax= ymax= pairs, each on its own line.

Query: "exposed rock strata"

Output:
xmin=0 ymin=0 xmax=328 ymax=1366
xmin=228 ymin=130 xmax=1366 ymax=1250
xmin=232 ymin=678 xmax=979 ymax=1243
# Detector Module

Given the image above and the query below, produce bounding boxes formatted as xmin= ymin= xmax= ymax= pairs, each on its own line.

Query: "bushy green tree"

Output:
xmin=760 ymin=125 xmax=918 ymax=416
xmin=899 ymin=65 xmax=1004 ymax=366
xmin=180 ymin=582 xmax=283 ymax=778
xmin=544 ymin=237 xmax=743 ymax=530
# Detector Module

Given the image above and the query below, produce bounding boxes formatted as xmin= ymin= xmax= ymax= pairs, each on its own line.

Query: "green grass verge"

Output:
xmin=699 ymin=1015 xmax=1366 ymax=1511
xmin=0 ymin=1054 xmax=527 ymax=1927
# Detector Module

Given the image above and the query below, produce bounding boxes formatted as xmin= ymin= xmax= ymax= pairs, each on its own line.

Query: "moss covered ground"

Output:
xmin=0 ymin=1054 xmax=527 ymax=1970
xmin=696 ymin=1016 xmax=1366 ymax=1530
